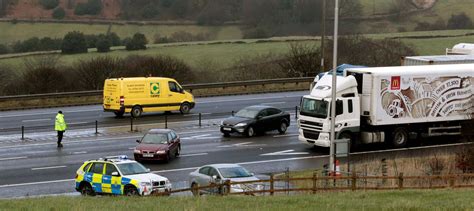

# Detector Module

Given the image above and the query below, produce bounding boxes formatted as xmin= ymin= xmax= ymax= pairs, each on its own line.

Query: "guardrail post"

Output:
xmin=130 ymin=117 xmax=133 ymax=132
xmin=165 ymin=115 xmax=168 ymax=129
xmin=351 ymin=171 xmax=357 ymax=191
xmin=231 ymin=111 xmax=234 ymax=116
xmin=95 ymin=120 xmax=98 ymax=134
xmin=398 ymin=173 xmax=404 ymax=190
xmin=21 ymin=126 xmax=24 ymax=140
xmin=312 ymin=172 xmax=317 ymax=194
xmin=199 ymin=113 xmax=202 ymax=127
xmin=295 ymin=106 xmax=298 ymax=119
xmin=270 ymin=174 xmax=274 ymax=196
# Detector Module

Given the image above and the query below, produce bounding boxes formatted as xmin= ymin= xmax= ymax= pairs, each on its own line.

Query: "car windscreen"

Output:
xmin=300 ymin=98 xmax=328 ymax=119
xmin=116 ymin=162 xmax=149 ymax=175
xmin=141 ymin=133 xmax=168 ymax=144
xmin=218 ymin=167 xmax=253 ymax=178
xmin=235 ymin=108 xmax=260 ymax=119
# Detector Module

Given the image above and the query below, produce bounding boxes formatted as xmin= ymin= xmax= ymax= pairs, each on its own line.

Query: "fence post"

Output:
xmin=270 ymin=174 xmax=274 ymax=196
xmin=130 ymin=117 xmax=133 ymax=132
xmin=449 ymin=175 xmax=455 ymax=188
xmin=95 ymin=120 xmax=98 ymax=134
xmin=295 ymin=106 xmax=298 ymax=119
xmin=231 ymin=111 xmax=234 ymax=116
xmin=165 ymin=114 xmax=168 ymax=129
xmin=398 ymin=173 xmax=404 ymax=190
xmin=225 ymin=180 xmax=231 ymax=195
xmin=351 ymin=171 xmax=357 ymax=191
xmin=312 ymin=172 xmax=317 ymax=194
xmin=381 ymin=158 xmax=387 ymax=185
xmin=199 ymin=113 xmax=202 ymax=127
xmin=21 ymin=126 xmax=24 ymax=140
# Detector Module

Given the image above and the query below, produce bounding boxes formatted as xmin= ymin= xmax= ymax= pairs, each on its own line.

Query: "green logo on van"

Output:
xmin=150 ymin=82 xmax=160 ymax=95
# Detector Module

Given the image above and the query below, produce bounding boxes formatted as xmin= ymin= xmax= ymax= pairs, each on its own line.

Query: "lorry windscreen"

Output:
xmin=300 ymin=98 xmax=328 ymax=119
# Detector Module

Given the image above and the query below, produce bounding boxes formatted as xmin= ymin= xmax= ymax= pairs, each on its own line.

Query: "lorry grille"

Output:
xmin=300 ymin=120 xmax=323 ymax=130
xmin=303 ymin=130 xmax=320 ymax=140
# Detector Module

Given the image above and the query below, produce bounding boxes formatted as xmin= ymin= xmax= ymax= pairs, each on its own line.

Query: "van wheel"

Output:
xmin=180 ymin=103 xmax=191 ymax=114
xmin=114 ymin=111 xmax=124 ymax=117
xmin=131 ymin=106 xmax=142 ymax=118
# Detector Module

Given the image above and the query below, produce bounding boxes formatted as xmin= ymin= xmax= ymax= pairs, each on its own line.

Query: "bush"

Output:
xmin=73 ymin=56 xmax=122 ymax=90
xmin=125 ymin=33 xmax=147 ymax=51
xmin=84 ymin=34 xmax=99 ymax=48
xmin=447 ymin=13 xmax=473 ymax=29
xmin=96 ymin=36 xmax=111 ymax=52
xmin=142 ymin=4 xmax=159 ymax=19
xmin=39 ymin=0 xmax=59 ymax=10
xmin=455 ymin=145 xmax=474 ymax=173
xmin=61 ymin=31 xmax=88 ymax=54
xmin=107 ymin=32 xmax=121 ymax=46
xmin=0 ymin=44 xmax=10 ymax=54
xmin=52 ymin=7 xmax=66 ymax=19
xmin=74 ymin=0 xmax=102 ymax=15
xmin=12 ymin=37 xmax=41 ymax=52
xmin=21 ymin=67 xmax=66 ymax=94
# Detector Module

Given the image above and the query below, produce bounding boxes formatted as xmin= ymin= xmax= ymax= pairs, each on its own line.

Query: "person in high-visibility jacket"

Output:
xmin=55 ymin=111 xmax=67 ymax=148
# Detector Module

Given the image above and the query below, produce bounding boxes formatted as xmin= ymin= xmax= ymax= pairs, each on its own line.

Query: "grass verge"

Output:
xmin=0 ymin=189 xmax=473 ymax=210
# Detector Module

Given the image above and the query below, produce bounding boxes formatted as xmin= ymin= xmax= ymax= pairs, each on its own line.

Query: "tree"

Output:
xmin=61 ymin=31 xmax=88 ymax=54
xmin=74 ymin=0 xmax=102 ymax=15
xmin=0 ymin=44 xmax=9 ymax=54
xmin=21 ymin=67 xmax=66 ymax=94
xmin=39 ymin=0 xmax=59 ymax=10
xmin=107 ymin=32 xmax=121 ymax=46
xmin=52 ymin=7 xmax=66 ymax=19
xmin=447 ymin=13 xmax=473 ymax=29
xmin=125 ymin=33 xmax=148 ymax=51
xmin=142 ymin=4 xmax=159 ymax=19
xmin=96 ymin=36 xmax=111 ymax=52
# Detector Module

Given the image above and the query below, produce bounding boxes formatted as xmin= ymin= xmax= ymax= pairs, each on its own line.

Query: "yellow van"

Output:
xmin=103 ymin=77 xmax=195 ymax=117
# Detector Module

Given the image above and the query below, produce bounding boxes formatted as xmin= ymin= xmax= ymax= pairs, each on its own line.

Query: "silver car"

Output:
xmin=188 ymin=164 xmax=262 ymax=195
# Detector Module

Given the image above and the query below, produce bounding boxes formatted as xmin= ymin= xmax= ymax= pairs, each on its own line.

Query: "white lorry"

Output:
xmin=446 ymin=43 xmax=474 ymax=55
xmin=402 ymin=55 xmax=474 ymax=66
xmin=298 ymin=64 xmax=473 ymax=148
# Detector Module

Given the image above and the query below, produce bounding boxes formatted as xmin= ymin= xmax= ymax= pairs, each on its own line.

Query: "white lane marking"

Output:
xmin=31 ymin=166 xmax=67 ymax=171
xmin=21 ymin=118 xmax=51 ymax=123
xmin=72 ymin=151 xmax=87 ymax=155
xmin=0 ymin=155 xmax=327 ymax=188
xmin=0 ymin=156 xmax=28 ymax=161
xmin=260 ymin=149 xmax=309 ymax=156
xmin=0 ymin=92 xmax=303 ymax=118
xmin=0 ymin=129 xmax=219 ymax=150
xmin=218 ymin=142 xmax=266 ymax=148
xmin=273 ymin=134 xmax=298 ymax=138
xmin=128 ymin=147 xmax=135 ymax=150
xmin=181 ymin=134 xmax=211 ymax=140
xmin=68 ymin=122 xmax=88 ymax=125
xmin=260 ymin=102 xmax=286 ymax=105
xmin=234 ymin=142 xmax=253 ymax=146
xmin=180 ymin=153 xmax=208 ymax=157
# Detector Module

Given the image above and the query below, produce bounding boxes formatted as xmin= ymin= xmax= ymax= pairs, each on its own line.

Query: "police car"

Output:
xmin=75 ymin=155 xmax=172 ymax=196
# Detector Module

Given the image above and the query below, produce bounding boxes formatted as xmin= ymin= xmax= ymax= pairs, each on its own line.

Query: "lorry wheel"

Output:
xmin=391 ymin=127 xmax=408 ymax=148
xmin=114 ymin=111 xmax=124 ymax=117
xmin=180 ymin=103 xmax=191 ymax=114
xmin=131 ymin=106 xmax=142 ymax=118
xmin=246 ymin=126 xmax=255 ymax=137
xmin=278 ymin=121 xmax=288 ymax=134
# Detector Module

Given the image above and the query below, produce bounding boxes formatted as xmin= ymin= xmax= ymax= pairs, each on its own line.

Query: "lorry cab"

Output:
xmin=103 ymin=77 xmax=195 ymax=117
xmin=298 ymin=75 xmax=360 ymax=147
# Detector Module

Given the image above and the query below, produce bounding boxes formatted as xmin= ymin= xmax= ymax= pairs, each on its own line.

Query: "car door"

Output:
xmin=267 ymin=108 xmax=283 ymax=130
xmin=255 ymin=109 xmax=271 ymax=132
xmin=207 ymin=167 xmax=221 ymax=194
xmin=89 ymin=162 xmax=105 ymax=193
xmin=167 ymin=132 xmax=177 ymax=155
xmin=196 ymin=167 xmax=211 ymax=187
xmin=104 ymin=163 xmax=122 ymax=195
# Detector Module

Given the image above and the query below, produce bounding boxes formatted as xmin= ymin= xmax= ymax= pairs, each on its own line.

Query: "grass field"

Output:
xmin=0 ymin=189 xmax=473 ymax=210
xmin=0 ymin=22 xmax=242 ymax=44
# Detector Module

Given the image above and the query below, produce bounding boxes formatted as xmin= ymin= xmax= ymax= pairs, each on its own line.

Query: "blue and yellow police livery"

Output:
xmin=75 ymin=156 xmax=171 ymax=196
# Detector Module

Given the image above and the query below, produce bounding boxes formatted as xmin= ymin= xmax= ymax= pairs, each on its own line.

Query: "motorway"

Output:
xmin=1 ymin=91 xmax=331 ymax=198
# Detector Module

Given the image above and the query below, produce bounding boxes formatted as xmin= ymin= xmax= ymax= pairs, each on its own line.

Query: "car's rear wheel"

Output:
xmin=180 ymin=102 xmax=191 ymax=114
xmin=124 ymin=185 xmax=139 ymax=196
xmin=246 ymin=126 xmax=255 ymax=137
xmin=191 ymin=183 xmax=199 ymax=196
xmin=278 ymin=121 xmax=288 ymax=134
xmin=131 ymin=106 xmax=142 ymax=118
xmin=80 ymin=183 xmax=95 ymax=196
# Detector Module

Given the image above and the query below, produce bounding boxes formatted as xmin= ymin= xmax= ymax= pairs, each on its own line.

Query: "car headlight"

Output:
xmin=133 ymin=149 xmax=141 ymax=153
xmin=156 ymin=150 xmax=166 ymax=154
xmin=235 ymin=123 xmax=247 ymax=127
xmin=140 ymin=182 xmax=151 ymax=186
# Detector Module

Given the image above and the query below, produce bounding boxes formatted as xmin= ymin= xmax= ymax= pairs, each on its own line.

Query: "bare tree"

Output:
xmin=278 ymin=42 xmax=321 ymax=77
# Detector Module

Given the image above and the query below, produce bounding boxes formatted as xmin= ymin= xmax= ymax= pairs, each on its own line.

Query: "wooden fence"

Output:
xmin=153 ymin=173 xmax=474 ymax=196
